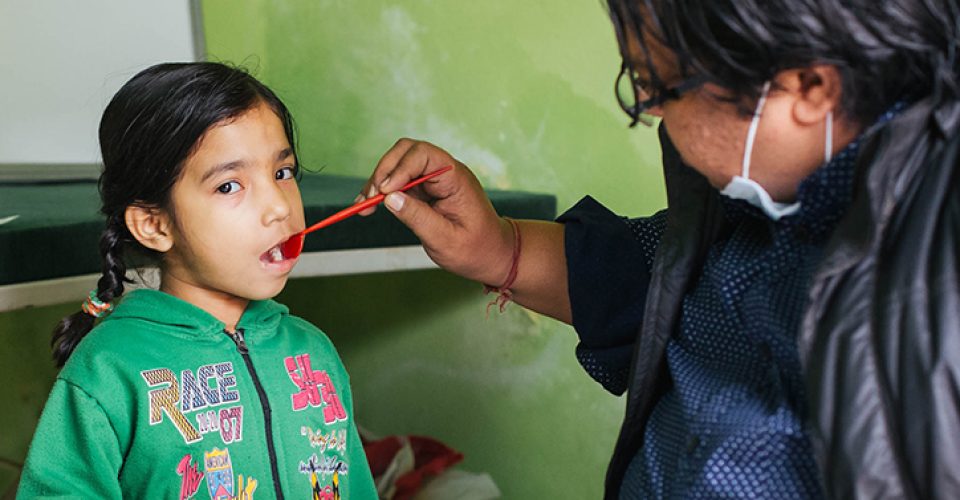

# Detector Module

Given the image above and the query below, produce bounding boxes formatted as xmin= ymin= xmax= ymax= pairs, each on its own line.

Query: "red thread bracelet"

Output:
xmin=483 ymin=217 xmax=521 ymax=313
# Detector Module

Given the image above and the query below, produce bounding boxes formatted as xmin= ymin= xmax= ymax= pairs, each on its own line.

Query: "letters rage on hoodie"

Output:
xmin=18 ymin=289 xmax=377 ymax=499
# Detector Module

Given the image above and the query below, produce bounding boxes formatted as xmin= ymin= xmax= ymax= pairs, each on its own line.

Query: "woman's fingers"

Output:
xmin=359 ymin=139 xmax=462 ymax=216
xmin=357 ymin=138 xmax=418 ymax=216
xmin=383 ymin=191 xmax=459 ymax=254
xmin=378 ymin=141 xmax=453 ymax=193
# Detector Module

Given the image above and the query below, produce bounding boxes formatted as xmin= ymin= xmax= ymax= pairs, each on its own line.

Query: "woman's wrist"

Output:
xmin=463 ymin=216 xmax=519 ymax=287
xmin=492 ymin=217 xmax=520 ymax=288
xmin=482 ymin=217 xmax=521 ymax=312
xmin=483 ymin=217 xmax=521 ymax=288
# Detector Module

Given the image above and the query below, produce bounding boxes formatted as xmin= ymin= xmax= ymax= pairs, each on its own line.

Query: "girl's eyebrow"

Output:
xmin=201 ymin=148 xmax=294 ymax=182
xmin=200 ymin=160 xmax=246 ymax=183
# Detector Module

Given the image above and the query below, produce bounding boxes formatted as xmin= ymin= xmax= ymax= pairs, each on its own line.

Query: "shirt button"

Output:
xmin=686 ymin=435 xmax=700 ymax=454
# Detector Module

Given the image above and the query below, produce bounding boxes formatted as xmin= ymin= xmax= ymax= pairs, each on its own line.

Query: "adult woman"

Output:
xmin=361 ymin=1 xmax=960 ymax=498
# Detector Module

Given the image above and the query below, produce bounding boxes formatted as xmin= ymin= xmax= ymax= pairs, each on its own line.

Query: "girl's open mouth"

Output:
xmin=260 ymin=237 xmax=299 ymax=265
xmin=261 ymin=245 xmax=285 ymax=264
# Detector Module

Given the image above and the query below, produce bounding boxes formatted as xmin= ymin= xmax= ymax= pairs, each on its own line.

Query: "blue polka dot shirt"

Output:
xmin=560 ymin=106 xmax=904 ymax=498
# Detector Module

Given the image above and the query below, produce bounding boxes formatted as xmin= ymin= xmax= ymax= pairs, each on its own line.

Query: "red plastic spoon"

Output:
xmin=280 ymin=165 xmax=454 ymax=259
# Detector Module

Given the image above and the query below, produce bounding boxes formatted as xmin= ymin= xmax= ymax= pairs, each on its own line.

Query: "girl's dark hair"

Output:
xmin=607 ymin=0 xmax=960 ymax=124
xmin=52 ymin=62 xmax=298 ymax=367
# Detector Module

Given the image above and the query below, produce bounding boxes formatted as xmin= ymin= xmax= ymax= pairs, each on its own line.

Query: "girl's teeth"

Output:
xmin=270 ymin=246 xmax=283 ymax=262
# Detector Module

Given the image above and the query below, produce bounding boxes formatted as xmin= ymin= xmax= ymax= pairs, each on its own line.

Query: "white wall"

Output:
xmin=0 ymin=0 xmax=199 ymax=168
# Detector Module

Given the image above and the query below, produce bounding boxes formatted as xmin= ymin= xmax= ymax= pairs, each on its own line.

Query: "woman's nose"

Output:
xmin=644 ymin=105 xmax=664 ymax=118
xmin=636 ymin=88 xmax=664 ymax=117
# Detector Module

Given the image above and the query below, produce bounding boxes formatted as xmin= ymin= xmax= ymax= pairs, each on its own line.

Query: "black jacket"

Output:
xmin=603 ymin=98 xmax=960 ymax=499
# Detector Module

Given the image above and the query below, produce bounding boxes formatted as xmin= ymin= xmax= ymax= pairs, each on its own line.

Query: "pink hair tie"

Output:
xmin=81 ymin=290 xmax=113 ymax=318
xmin=483 ymin=217 xmax=521 ymax=314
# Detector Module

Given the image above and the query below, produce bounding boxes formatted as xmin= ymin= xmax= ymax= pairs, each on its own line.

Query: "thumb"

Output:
xmin=384 ymin=191 xmax=455 ymax=247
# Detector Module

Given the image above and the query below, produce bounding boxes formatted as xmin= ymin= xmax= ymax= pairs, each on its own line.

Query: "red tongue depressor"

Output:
xmin=280 ymin=165 xmax=454 ymax=259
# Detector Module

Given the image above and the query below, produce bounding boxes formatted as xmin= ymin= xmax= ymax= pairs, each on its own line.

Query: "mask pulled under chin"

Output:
xmin=720 ymin=176 xmax=801 ymax=220
xmin=717 ymin=80 xmax=832 ymax=221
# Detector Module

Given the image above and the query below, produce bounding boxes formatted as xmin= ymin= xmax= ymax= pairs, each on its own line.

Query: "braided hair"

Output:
xmin=51 ymin=62 xmax=298 ymax=367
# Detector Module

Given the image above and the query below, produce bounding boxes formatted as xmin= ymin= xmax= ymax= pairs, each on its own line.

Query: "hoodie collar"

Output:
xmin=103 ymin=289 xmax=288 ymax=339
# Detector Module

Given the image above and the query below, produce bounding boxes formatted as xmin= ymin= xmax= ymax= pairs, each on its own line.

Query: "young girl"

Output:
xmin=18 ymin=62 xmax=377 ymax=499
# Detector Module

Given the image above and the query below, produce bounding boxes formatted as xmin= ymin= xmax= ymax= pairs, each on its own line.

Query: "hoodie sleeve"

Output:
xmin=18 ymin=379 xmax=123 ymax=499
xmin=557 ymin=196 xmax=667 ymax=395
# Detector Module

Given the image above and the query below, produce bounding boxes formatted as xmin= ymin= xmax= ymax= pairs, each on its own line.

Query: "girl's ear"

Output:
xmin=124 ymin=205 xmax=174 ymax=253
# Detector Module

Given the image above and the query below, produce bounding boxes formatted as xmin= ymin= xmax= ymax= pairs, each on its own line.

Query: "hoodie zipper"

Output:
xmin=224 ymin=328 xmax=285 ymax=500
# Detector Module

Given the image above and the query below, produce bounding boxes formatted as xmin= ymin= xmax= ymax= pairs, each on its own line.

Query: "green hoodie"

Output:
xmin=18 ymin=289 xmax=377 ymax=499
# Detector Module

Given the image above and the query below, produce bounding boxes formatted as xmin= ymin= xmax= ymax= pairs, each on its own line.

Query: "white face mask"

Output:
xmin=720 ymin=81 xmax=834 ymax=220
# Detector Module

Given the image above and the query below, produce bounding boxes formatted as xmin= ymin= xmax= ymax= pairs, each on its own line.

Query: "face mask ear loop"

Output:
xmin=742 ymin=81 xmax=772 ymax=179
xmin=824 ymin=110 xmax=834 ymax=163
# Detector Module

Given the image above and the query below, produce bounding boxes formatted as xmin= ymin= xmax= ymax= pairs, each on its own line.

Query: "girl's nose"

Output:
xmin=261 ymin=182 xmax=292 ymax=226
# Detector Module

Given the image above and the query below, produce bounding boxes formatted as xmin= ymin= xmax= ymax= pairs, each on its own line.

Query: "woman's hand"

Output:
xmin=358 ymin=139 xmax=514 ymax=286
xmin=361 ymin=138 xmax=572 ymax=323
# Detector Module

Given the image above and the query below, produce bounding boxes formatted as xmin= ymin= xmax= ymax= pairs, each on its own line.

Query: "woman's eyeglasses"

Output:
xmin=615 ymin=62 xmax=705 ymax=127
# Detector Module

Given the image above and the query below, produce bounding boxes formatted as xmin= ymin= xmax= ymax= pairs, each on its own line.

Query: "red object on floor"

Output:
xmin=362 ymin=434 xmax=465 ymax=500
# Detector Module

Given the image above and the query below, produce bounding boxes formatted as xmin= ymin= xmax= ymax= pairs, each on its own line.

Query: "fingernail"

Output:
xmin=385 ymin=192 xmax=404 ymax=212
xmin=379 ymin=176 xmax=391 ymax=190
xmin=354 ymin=194 xmax=364 ymax=203
xmin=368 ymin=185 xmax=378 ymax=198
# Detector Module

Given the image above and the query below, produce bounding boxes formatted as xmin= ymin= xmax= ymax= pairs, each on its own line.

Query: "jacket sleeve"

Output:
xmin=557 ymin=195 xmax=667 ymax=395
xmin=17 ymin=379 xmax=123 ymax=499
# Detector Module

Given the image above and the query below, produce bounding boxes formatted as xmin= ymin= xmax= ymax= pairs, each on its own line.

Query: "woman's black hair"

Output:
xmin=607 ymin=0 xmax=960 ymax=124
xmin=51 ymin=62 xmax=298 ymax=367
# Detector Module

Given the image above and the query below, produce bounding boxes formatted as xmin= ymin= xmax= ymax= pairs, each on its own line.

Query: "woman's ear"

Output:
xmin=124 ymin=205 xmax=174 ymax=253
xmin=781 ymin=65 xmax=843 ymax=125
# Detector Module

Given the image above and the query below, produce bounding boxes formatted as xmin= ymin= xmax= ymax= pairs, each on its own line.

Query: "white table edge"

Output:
xmin=0 ymin=245 xmax=437 ymax=313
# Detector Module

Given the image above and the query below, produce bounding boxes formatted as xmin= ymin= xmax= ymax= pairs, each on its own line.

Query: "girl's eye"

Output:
xmin=216 ymin=181 xmax=242 ymax=194
xmin=276 ymin=165 xmax=296 ymax=180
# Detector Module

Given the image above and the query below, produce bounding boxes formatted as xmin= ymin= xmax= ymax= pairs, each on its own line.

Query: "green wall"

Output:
xmin=0 ymin=304 xmax=73 ymax=499
xmin=202 ymin=0 xmax=666 ymax=216
xmin=0 ymin=1 xmax=667 ymax=498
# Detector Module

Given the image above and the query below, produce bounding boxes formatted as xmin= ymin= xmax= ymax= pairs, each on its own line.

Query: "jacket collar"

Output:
xmin=103 ymin=289 xmax=288 ymax=339
xmin=816 ymin=96 xmax=947 ymax=279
